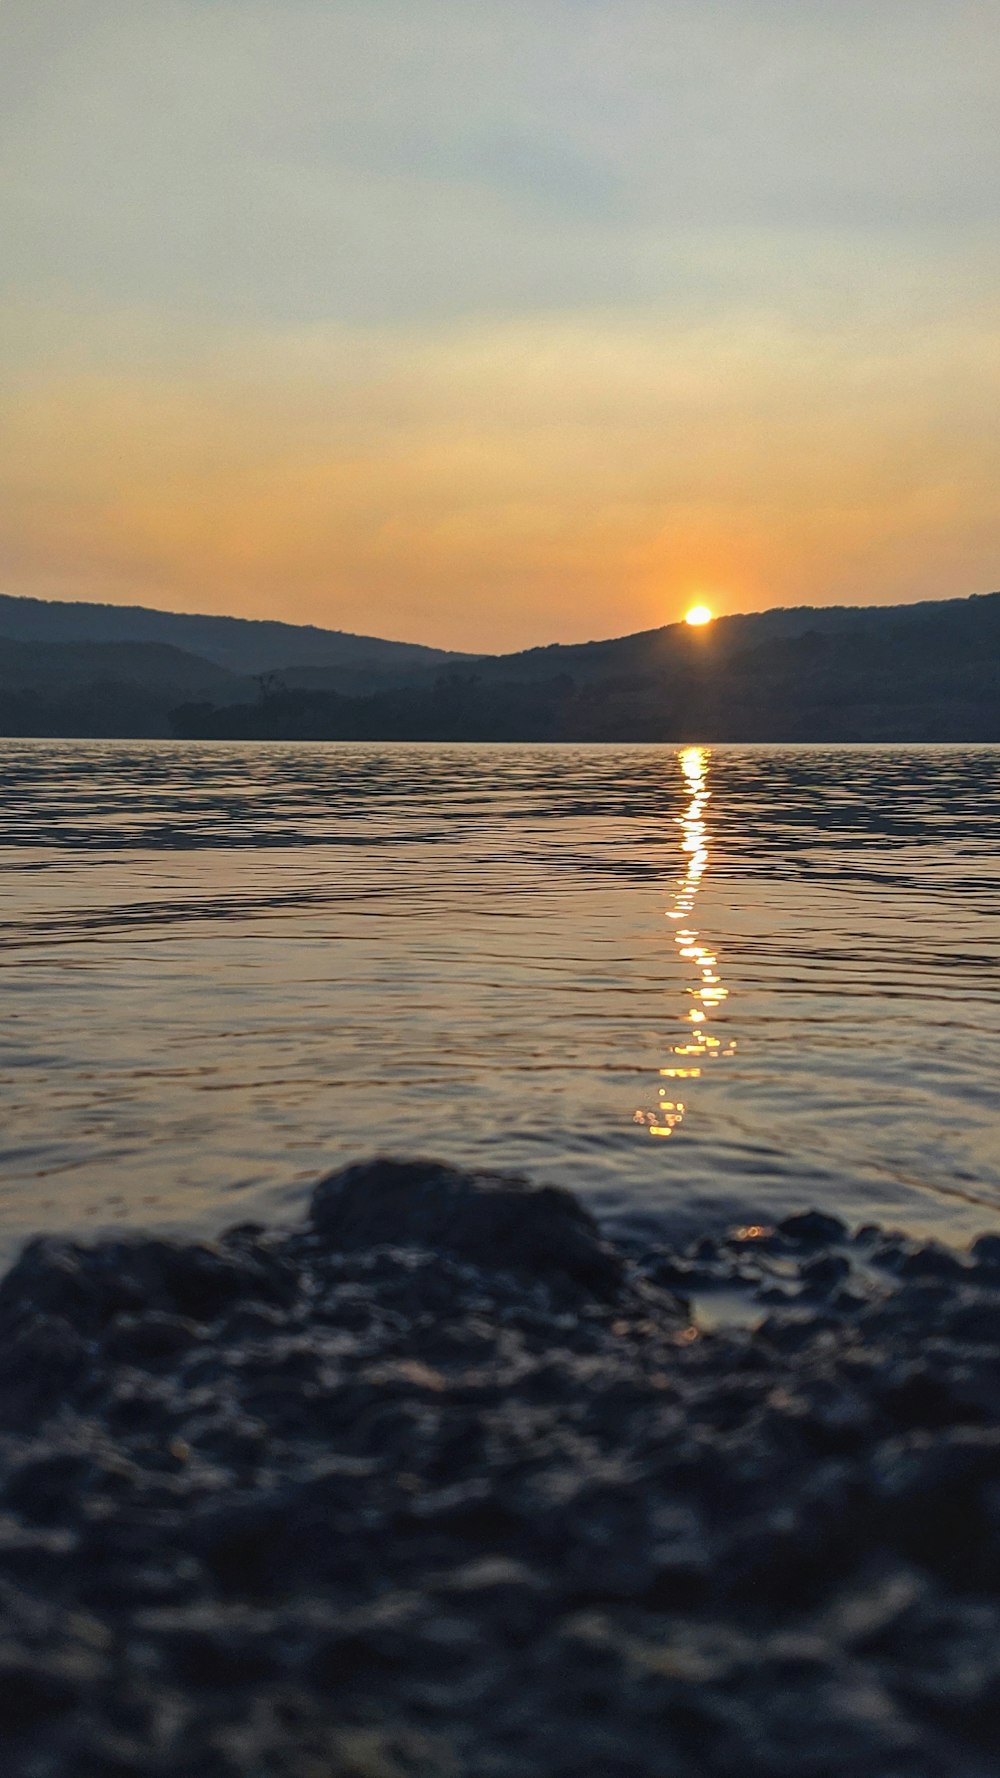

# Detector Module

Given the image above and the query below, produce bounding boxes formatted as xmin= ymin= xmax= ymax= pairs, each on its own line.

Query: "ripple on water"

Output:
xmin=0 ymin=739 xmax=997 ymax=1260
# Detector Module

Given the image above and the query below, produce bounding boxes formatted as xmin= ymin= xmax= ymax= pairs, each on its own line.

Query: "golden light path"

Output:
xmin=634 ymin=745 xmax=736 ymax=1140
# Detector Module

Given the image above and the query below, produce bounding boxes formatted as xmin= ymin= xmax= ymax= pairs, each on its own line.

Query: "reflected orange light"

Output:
xmin=634 ymin=743 xmax=737 ymax=1143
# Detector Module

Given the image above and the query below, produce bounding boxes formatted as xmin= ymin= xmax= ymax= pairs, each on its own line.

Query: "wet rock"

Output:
xmin=874 ymin=1361 xmax=970 ymax=1431
xmin=898 ymin=1245 xmax=965 ymax=1282
xmin=778 ymin=1211 xmax=847 ymax=1246
xmin=0 ymin=1652 xmax=85 ymax=1725
xmin=309 ymin=1156 xmax=624 ymax=1299
xmin=0 ymin=1234 xmax=296 ymax=1344
xmin=970 ymin=1234 xmax=1000 ymax=1273
xmin=100 ymin=1309 xmax=202 ymax=1366
xmin=0 ymin=1312 xmax=89 ymax=1426
xmin=945 ymin=1295 xmax=1000 ymax=1345
xmin=138 ymin=1603 xmax=281 ymax=1687
xmin=800 ymin=1254 xmax=851 ymax=1295
xmin=872 ymin=1240 xmax=909 ymax=1274
xmin=0 ymin=1162 xmax=999 ymax=1776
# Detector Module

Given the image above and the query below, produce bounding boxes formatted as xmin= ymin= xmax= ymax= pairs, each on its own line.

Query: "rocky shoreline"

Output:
xmin=3 ymin=1158 xmax=1000 ymax=1776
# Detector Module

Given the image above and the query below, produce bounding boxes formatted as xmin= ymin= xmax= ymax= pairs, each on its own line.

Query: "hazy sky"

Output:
xmin=2 ymin=1 xmax=998 ymax=650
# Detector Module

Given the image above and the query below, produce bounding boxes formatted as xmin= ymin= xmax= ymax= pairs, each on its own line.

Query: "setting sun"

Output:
xmin=684 ymin=605 xmax=714 ymax=627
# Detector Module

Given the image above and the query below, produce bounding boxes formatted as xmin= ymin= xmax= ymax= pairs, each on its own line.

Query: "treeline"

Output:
xmin=170 ymin=613 xmax=1000 ymax=743
xmin=0 ymin=681 xmax=181 ymax=739
xmin=171 ymin=673 xmax=586 ymax=742
xmin=2 ymin=592 xmax=998 ymax=741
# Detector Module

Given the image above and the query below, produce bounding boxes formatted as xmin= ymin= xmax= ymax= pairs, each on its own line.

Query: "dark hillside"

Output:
xmin=0 ymin=638 xmax=235 ymax=693
xmin=0 ymin=593 xmax=464 ymax=678
xmin=172 ymin=592 xmax=1000 ymax=743
xmin=469 ymin=591 xmax=1000 ymax=687
xmin=0 ymin=638 xmax=242 ymax=739
xmin=1 ymin=589 xmax=997 ymax=739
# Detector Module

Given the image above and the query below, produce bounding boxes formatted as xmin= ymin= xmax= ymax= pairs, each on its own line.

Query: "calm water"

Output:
xmin=1 ymin=741 xmax=998 ymax=1260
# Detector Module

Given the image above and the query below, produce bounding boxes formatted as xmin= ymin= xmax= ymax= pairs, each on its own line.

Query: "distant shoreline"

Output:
xmin=1 ymin=587 xmax=998 ymax=744
xmin=5 ymin=729 xmax=1000 ymax=744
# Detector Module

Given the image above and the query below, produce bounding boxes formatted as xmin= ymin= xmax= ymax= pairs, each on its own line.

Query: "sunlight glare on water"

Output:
xmin=0 ymin=739 xmax=997 ymax=1258
xmin=634 ymin=745 xmax=736 ymax=1141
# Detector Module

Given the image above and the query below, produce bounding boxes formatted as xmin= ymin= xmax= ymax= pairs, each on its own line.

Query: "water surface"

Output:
xmin=1 ymin=741 xmax=997 ymax=1258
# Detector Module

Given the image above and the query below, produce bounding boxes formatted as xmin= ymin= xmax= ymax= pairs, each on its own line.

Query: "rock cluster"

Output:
xmin=2 ymin=1158 xmax=1000 ymax=1775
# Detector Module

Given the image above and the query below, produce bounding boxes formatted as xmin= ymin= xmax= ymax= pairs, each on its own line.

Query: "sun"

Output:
xmin=684 ymin=604 xmax=713 ymax=627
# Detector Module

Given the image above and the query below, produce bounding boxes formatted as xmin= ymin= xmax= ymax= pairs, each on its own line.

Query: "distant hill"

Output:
xmin=0 ymin=592 xmax=468 ymax=736
xmin=0 ymin=593 xmax=464 ymax=678
xmin=467 ymin=592 xmax=1000 ymax=687
xmin=0 ymin=636 xmax=245 ymax=739
xmin=0 ymin=637 xmax=236 ymax=695
xmin=1 ymin=587 xmax=998 ymax=740
xmin=172 ymin=590 xmax=1000 ymax=744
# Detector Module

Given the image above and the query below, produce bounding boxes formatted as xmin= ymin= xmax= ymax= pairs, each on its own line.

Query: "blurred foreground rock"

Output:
xmin=1 ymin=1158 xmax=1000 ymax=1775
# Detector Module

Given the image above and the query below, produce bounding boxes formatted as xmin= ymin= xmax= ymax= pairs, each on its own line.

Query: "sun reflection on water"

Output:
xmin=634 ymin=745 xmax=736 ymax=1139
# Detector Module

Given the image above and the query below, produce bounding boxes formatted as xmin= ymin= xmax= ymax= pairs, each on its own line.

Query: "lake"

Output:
xmin=0 ymin=740 xmax=997 ymax=1260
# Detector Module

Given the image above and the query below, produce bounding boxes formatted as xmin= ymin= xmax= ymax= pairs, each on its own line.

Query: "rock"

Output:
xmin=971 ymin=1234 xmax=1000 ymax=1272
xmin=899 ymin=1245 xmax=965 ymax=1281
xmin=0 ymin=1313 xmax=88 ymax=1426
xmin=778 ymin=1211 xmax=847 ymax=1246
xmin=100 ymin=1310 xmax=202 ymax=1366
xmin=800 ymin=1253 xmax=851 ymax=1294
xmin=0 ymin=1652 xmax=83 ymax=1724
xmin=309 ymin=1157 xmax=624 ymax=1299
xmin=0 ymin=1234 xmax=296 ymax=1342
xmin=945 ymin=1296 xmax=1000 ymax=1345
xmin=0 ymin=1165 xmax=999 ymax=1776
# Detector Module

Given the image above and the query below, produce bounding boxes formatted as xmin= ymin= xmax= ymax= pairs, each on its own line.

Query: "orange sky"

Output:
xmin=2 ymin=2 xmax=998 ymax=651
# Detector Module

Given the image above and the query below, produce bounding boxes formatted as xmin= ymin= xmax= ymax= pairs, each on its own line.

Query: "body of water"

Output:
xmin=0 ymin=740 xmax=997 ymax=1259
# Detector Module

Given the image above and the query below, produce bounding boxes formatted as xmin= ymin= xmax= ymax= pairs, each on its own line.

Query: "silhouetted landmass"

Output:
xmin=4 ymin=1157 xmax=1000 ymax=1774
xmin=0 ymin=604 xmax=462 ymax=736
xmin=172 ymin=592 xmax=1000 ymax=743
xmin=0 ymin=591 xmax=464 ymax=679
xmin=0 ymin=639 xmax=243 ymax=738
xmin=1 ymin=589 xmax=998 ymax=739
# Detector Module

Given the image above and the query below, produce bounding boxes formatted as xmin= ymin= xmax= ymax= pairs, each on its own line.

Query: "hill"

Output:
xmin=467 ymin=592 xmax=1000 ymax=686
xmin=0 ymin=593 xmax=467 ymax=736
xmin=0 ymin=594 xmax=463 ymax=679
xmin=1 ymin=588 xmax=998 ymax=741
xmin=0 ymin=638 xmax=235 ymax=694
xmin=173 ymin=590 xmax=1000 ymax=744
xmin=0 ymin=637 xmax=246 ymax=738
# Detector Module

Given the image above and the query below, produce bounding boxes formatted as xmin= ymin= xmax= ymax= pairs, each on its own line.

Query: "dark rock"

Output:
xmin=778 ymin=1210 xmax=847 ymax=1246
xmin=0 ymin=1234 xmax=296 ymax=1344
xmin=309 ymin=1156 xmax=624 ymax=1299
xmin=100 ymin=1310 xmax=202 ymax=1365
xmin=140 ymin=1604 xmax=280 ymax=1686
xmin=0 ymin=1312 xmax=88 ymax=1425
xmin=801 ymin=1253 xmax=851 ymax=1293
xmin=0 ymin=1163 xmax=999 ymax=1777
xmin=0 ymin=1653 xmax=84 ymax=1724
xmin=875 ymin=1361 xmax=970 ymax=1431
xmin=945 ymin=1296 xmax=1000 ymax=1344
xmin=971 ymin=1234 xmax=1000 ymax=1272
xmin=872 ymin=1240 xmax=909 ymax=1273
xmin=899 ymin=1245 xmax=965 ymax=1281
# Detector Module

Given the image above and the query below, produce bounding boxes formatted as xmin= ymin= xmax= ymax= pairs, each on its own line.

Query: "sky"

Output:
xmin=1 ymin=1 xmax=998 ymax=652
